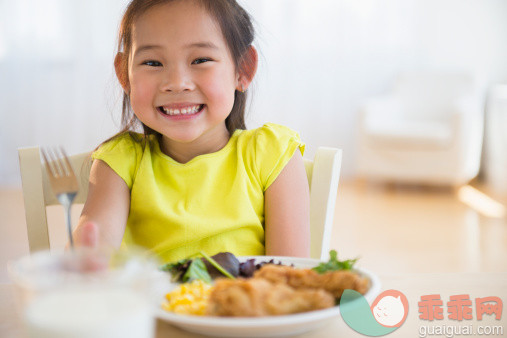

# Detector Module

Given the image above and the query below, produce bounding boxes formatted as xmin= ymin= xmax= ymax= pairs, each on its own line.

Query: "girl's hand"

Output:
xmin=74 ymin=221 xmax=99 ymax=248
xmin=65 ymin=222 xmax=110 ymax=272
xmin=68 ymin=159 xmax=129 ymax=271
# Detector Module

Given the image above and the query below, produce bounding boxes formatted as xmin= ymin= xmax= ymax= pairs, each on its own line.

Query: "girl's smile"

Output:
xmin=158 ymin=103 xmax=204 ymax=117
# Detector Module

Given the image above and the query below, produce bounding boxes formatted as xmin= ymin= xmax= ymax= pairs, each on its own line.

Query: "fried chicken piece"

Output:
xmin=206 ymin=278 xmax=334 ymax=317
xmin=264 ymin=285 xmax=334 ymax=316
xmin=321 ymin=268 xmax=369 ymax=298
xmin=254 ymin=264 xmax=369 ymax=299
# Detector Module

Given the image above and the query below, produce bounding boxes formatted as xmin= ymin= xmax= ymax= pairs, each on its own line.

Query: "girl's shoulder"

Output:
xmin=238 ymin=123 xmax=304 ymax=149
xmin=237 ymin=123 xmax=305 ymax=191
xmin=91 ymin=132 xmax=148 ymax=189
xmin=94 ymin=131 xmax=147 ymax=154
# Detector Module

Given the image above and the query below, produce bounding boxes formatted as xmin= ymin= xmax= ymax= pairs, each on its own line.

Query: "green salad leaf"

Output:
xmin=182 ymin=258 xmax=212 ymax=283
xmin=159 ymin=252 xmax=236 ymax=283
xmin=199 ymin=251 xmax=235 ymax=279
xmin=312 ymin=250 xmax=358 ymax=274
xmin=159 ymin=258 xmax=192 ymax=282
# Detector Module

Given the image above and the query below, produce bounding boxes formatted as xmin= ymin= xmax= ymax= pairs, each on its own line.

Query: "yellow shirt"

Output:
xmin=92 ymin=123 xmax=304 ymax=263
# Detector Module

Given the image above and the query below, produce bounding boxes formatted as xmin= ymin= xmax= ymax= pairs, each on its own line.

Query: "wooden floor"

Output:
xmin=1 ymin=179 xmax=506 ymax=282
xmin=332 ymin=180 xmax=507 ymax=274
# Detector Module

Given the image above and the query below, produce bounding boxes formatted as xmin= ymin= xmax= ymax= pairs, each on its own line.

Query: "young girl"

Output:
xmin=74 ymin=0 xmax=310 ymax=262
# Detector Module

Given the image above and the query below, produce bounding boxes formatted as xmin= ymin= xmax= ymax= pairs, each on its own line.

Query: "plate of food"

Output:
xmin=154 ymin=251 xmax=381 ymax=337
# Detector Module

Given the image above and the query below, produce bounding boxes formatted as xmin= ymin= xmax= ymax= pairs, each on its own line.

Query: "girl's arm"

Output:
xmin=264 ymin=151 xmax=310 ymax=257
xmin=73 ymin=159 xmax=130 ymax=249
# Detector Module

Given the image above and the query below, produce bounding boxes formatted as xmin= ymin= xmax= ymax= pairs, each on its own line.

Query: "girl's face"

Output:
xmin=126 ymin=0 xmax=239 ymax=149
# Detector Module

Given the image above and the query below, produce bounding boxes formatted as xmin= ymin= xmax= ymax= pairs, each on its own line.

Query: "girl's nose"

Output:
xmin=159 ymin=67 xmax=194 ymax=92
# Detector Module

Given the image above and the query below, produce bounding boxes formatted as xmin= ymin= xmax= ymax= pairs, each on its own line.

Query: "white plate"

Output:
xmin=155 ymin=256 xmax=381 ymax=337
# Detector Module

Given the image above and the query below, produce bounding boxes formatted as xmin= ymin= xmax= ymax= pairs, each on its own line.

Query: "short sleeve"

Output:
xmin=253 ymin=123 xmax=305 ymax=191
xmin=91 ymin=133 xmax=142 ymax=189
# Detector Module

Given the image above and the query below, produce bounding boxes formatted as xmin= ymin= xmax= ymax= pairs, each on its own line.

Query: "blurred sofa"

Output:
xmin=356 ymin=71 xmax=484 ymax=186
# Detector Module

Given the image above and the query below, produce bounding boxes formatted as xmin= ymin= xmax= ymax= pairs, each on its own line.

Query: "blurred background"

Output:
xmin=1 ymin=0 xmax=506 ymax=279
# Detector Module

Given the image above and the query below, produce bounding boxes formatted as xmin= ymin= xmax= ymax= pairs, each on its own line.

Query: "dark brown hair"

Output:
xmin=114 ymin=0 xmax=255 ymax=139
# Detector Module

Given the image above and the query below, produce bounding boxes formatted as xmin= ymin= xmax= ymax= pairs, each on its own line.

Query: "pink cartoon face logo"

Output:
xmin=341 ymin=288 xmax=408 ymax=336
xmin=371 ymin=290 xmax=409 ymax=327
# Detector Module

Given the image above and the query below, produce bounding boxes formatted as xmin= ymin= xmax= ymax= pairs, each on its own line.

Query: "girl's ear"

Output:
xmin=114 ymin=52 xmax=130 ymax=92
xmin=237 ymin=46 xmax=258 ymax=91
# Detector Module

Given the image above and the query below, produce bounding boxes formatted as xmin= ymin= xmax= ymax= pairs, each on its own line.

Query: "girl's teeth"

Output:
xmin=162 ymin=105 xmax=201 ymax=116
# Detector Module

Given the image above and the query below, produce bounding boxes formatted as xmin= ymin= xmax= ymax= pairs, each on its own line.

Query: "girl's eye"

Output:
xmin=142 ymin=60 xmax=162 ymax=67
xmin=192 ymin=58 xmax=212 ymax=65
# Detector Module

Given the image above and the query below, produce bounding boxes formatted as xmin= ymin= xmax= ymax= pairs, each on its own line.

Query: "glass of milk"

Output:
xmin=8 ymin=248 xmax=159 ymax=338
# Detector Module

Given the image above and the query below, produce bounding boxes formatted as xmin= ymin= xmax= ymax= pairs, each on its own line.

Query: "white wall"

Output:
xmin=1 ymin=0 xmax=507 ymax=187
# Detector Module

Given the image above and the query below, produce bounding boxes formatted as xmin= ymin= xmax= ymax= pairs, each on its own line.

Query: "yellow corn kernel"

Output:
xmin=162 ymin=280 xmax=213 ymax=316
